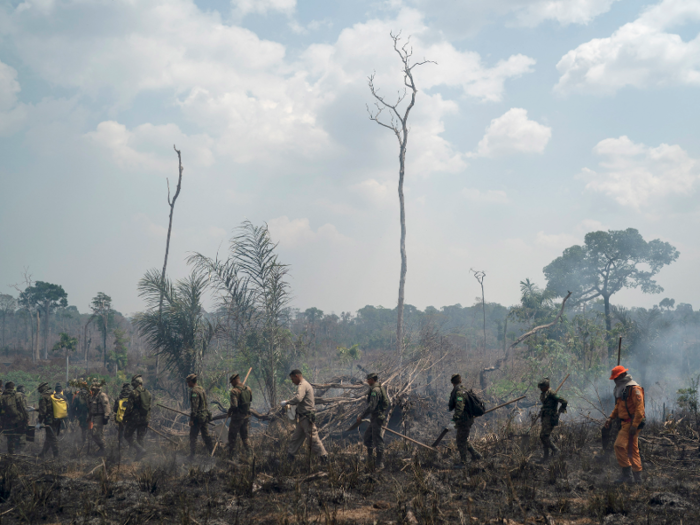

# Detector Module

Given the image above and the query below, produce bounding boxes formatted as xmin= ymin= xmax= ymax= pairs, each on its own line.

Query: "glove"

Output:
xmin=102 ymin=416 xmax=109 ymax=425
xmin=35 ymin=423 xmax=41 ymax=430
xmin=448 ymin=420 xmax=456 ymax=430
xmin=188 ymin=421 xmax=194 ymax=427
xmin=281 ymin=401 xmax=288 ymax=407
xmin=604 ymin=417 xmax=612 ymax=429
xmin=629 ymin=425 xmax=638 ymax=436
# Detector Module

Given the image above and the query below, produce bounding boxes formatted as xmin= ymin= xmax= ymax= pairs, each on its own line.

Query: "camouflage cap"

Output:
xmin=90 ymin=380 xmax=101 ymax=389
xmin=131 ymin=374 xmax=143 ymax=385
xmin=122 ymin=382 xmax=131 ymax=389
xmin=366 ymin=372 xmax=378 ymax=381
xmin=230 ymin=372 xmax=240 ymax=382
xmin=451 ymin=374 xmax=461 ymax=384
xmin=4 ymin=382 xmax=14 ymax=390
xmin=16 ymin=385 xmax=25 ymax=393
xmin=38 ymin=382 xmax=49 ymax=392
xmin=537 ymin=377 xmax=550 ymax=389
xmin=186 ymin=373 xmax=197 ymax=383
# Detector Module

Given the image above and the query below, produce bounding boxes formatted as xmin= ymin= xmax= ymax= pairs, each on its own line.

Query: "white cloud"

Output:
xmin=232 ymin=0 xmax=296 ymax=16
xmin=462 ymin=188 xmax=510 ymax=203
xmin=352 ymin=179 xmax=394 ymax=207
xmin=472 ymin=108 xmax=551 ymax=157
xmin=556 ymin=0 xmax=700 ymax=95
xmin=0 ymin=60 xmax=27 ymax=136
xmin=515 ymin=0 xmax=620 ymax=26
xmin=85 ymin=121 xmax=214 ymax=174
xmin=267 ymin=216 xmax=348 ymax=247
xmin=579 ymin=135 xmax=700 ymax=209
xmin=535 ymin=231 xmax=579 ymax=248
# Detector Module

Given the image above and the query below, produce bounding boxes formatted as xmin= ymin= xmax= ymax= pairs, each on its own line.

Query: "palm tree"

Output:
xmin=135 ymin=270 xmax=217 ymax=404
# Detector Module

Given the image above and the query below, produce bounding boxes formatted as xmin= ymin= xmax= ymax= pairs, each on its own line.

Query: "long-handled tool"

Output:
xmin=432 ymin=395 xmax=527 ymax=447
xmin=157 ymin=403 xmax=215 ymax=427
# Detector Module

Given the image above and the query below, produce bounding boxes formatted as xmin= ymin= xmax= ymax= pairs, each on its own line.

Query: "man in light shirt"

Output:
xmin=281 ymin=369 xmax=328 ymax=464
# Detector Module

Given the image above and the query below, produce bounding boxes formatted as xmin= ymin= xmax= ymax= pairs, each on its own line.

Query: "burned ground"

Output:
xmin=0 ymin=413 xmax=697 ymax=524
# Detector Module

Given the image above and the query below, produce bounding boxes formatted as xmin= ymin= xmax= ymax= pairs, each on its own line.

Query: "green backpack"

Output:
xmin=138 ymin=388 xmax=152 ymax=417
xmin=238 ymin=386 xmax=252 ymax=415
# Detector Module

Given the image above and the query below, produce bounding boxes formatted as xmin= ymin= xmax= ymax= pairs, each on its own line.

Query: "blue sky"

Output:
xmin=1 ymin=0 xmax=699 ymax=316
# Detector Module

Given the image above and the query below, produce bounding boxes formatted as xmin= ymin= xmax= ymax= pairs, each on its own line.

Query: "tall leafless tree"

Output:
xmin=367 ymin=32 xmax=434 ymax=360
xmin=471 ymin=269 xmax=487 ymax=353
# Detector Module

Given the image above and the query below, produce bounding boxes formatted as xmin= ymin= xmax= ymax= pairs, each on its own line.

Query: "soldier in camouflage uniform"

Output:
xmin=538 ymin=377 xmax=567 ymax=462
xmin=356 ymin=372 xmax=389 ymax=470
xmin=227 ymin=372 xmax=252 ymax=458
xmin=37 ymin=382 xmax=59 ymax=458
xmin=187 ymin=374 xmax=213 ymax=458
xmin=71 ymin=379 xmax=90 ymax=445
xmin=15 ymin=386 xmax=28 ymax=453
xmin=88 ymin=381 xmax=111 ymax=456
xmin=123 ymin=374 xmax=151 ymax=460
xmin=0 ymin=382 xmax=29 ymax=455
xmin=449 ymin=374 xmax=483 ymax=468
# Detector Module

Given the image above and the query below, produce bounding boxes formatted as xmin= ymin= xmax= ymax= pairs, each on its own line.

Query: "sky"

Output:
xmin=1 ymin=0 xmax=700 ymax=317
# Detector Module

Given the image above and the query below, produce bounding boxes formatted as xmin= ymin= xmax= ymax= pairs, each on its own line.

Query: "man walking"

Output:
xmin=449 ymin=374 xmax=483 ymax=468
xmin=124 ymin=374 xmax=151 ymax=460
xmin=605 ymin=366 xmax=645 ymax=484
xmin=538 ymin=377 xmax=567 ymax=462
xmin=37 ymin=382 xmax=59 ymax=459
xmin=0 ymin=382 xmax=28 ymax=455
xmin=281 ymin=370 xmax=328 ymax=464
xmin=227 ymin=372 xmax=252 ymax=459
xmin=187 ymin=374 xmax=214 ymax=459
xmin=88 ymin=380 xmax=111 ymax=456
xmin=356 ymin=372 xmax=389 ymax=470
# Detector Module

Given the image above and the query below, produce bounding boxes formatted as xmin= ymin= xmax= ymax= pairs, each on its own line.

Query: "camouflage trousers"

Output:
xmin=190 ymin=419 xmax=214 ymax=456
xmin=228 ymin=416 xmax=250 ymax=456
xmin=40 ymin=421 xmax=60 ymax=458
xmin=91 ymin=418 xmax=106 ymax=450
xmin=3 ymin=422 xmax=24 ymax=455
xmin=124 ymin=422 xmax=148 ymax=451
xmin=540 ymin=416 xmax=558 ymax=452
xmin=455 ymin=418 xmax=479 ymax=462
xmin=363 ymin=416 xmax=385 ymax=455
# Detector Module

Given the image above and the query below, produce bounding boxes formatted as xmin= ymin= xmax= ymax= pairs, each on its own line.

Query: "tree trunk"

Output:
xmin=481 ymin=283 xmax=486 ymax=354
xmin=43 ymin=304 xmax=50 ymax=359
xmin=103 ymin=322 xmax=107 ymax=368
xmin=397 ymin=144 xmax=407 ymax=363
xmin=34 ymin=311 xmax=40 ymax=362
xmin=604 ymin=293 xmax=613 ymax=360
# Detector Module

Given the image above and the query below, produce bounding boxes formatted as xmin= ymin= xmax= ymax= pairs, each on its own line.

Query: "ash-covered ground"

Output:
xmin=0 ymin=414 xmax=697 ymax=524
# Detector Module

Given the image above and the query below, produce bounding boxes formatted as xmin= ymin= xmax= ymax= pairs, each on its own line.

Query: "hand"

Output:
xmin=629 ymin=425 xmax=638 ymax=436
xmin=604 ymin=418 xmax=612 ymax=429
xmin=356 ymin=415 xmax=362 ymax=424
xmin=448 ymin=420 xmax=456 ymax=430
xmin=559 ymin=408 xmax=566 ymax=414
xmin=103 ymin=416 xmax=109 ymax=425
xmin=281 ymin=401 xmax=288 ymax=407
xmin=35 ymin=423 xmax=41 ymax=430
xmin=188 ymin=421 xmax=194 ymax=427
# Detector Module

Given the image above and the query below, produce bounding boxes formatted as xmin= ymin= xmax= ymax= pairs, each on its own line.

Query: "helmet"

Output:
xmin=537 ymin=377 xmax=550 ymax=389
xmin=610 ymin=366 xmax=628 ymax=380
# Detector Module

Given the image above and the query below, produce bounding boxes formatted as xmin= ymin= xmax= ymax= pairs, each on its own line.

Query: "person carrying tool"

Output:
xmin=0 ymin=382 xmax=29 ymax=455
xmin=538 ymin=377 xmax=567 ymax=462
xmin=604 ymin=366 xmax=645 ymax=484
xmin=281 ymin=369 xmax=328 ymax=464
xmin=37 ymin=382 xmax=60 ymax=459
xmin=123 ymin=374 xmax=151 ymax=460
xmin=88 ymin=380 xmax=111 ymax=456
xmin=356 ymin=372 xmax=390 ymax=470
xmin=187 ymin=374 xmax=214 ymax=459
xmin=449 ymin=374 xmax=483 ymax=468
xmin=227 ymin=372 xmax=252 ymax=459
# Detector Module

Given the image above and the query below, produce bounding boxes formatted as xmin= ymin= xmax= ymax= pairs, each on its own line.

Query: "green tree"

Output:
xmin=0 ymin=294 xmax=16 ymax=351
xmin=52 ymin=332 xmax=78 ymax=384
xmin=543 ymin=228 xmax=679 ymax=359
xmin=19 ymin=281 xmax=68 ymax=360
xmin=135 ymin=270 xmax=217 ymax=404
xmin=90 ymin=292 xmax=114 ymax=367
xmin=108 ymin=328 xmax=129 ymax=375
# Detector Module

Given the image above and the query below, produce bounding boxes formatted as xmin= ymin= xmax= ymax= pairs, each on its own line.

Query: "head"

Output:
xmin=366 ymin=372 xmax=378 ymax=386
xmin=451 ymin=374 xmax=461 ymax=386
xmin=55 ymin=383 xmax=62 ymax=393
xmin=4 ymin=381 xmax=14 ymax=391
xmin=16 ymin=385 xmax=25 ymax=394
xmin=38 ymin=382 xmax=50 ymax=394
xmin=610 ymin=366 xmax=628 ymax=382
xmin=289 ymin=369 xmax=303 ymax=385
xmin=537 ymin=378 xmax=550 ymax=392
xmin=131 ymin=374 xmax=143 ymax=388
xmin=186 ymin=374 xmax=197 ymax=389
xmin=230 ymin=373 xmax=241 ymax=388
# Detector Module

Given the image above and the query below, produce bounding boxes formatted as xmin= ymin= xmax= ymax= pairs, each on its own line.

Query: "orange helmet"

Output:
xmin=610 ymin=365 xmax=628 ymax=380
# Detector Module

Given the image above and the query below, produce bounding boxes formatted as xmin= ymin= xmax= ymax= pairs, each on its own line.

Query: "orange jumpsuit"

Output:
xmin=609 ymin=385 xmax=644 ymax=472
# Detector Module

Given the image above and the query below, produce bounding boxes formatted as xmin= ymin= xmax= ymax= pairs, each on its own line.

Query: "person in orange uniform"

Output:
xmin=604 ymin=366 xmax=645 ymax=484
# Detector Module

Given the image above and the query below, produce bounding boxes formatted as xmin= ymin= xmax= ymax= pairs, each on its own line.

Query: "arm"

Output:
xmin=286 ymin=383 xmax=307 ymax=406
xmin=453 ymin=392 xmax=466 ymax=421
xmin=555 ymin=394 xmax=568 ymax=413
xmin=448 ymin=390 xmax=456 ymax=412
xmin=102 ymin=394 xmax=111 ymax=416
xmin=630 ymin=386 xmax=645 ymax=428
xmin=228 ymin=389 xmax=239 ymax=416
xmin=360 ymin=389 xmax=378 ymax=419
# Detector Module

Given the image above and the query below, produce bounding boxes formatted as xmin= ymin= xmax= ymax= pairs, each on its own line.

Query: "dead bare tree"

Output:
xmin=471 ymin=269 xmax=487 ymax=354
xmin=367 ymin=32 xmax=435 ymax=362
xmin=155 ymin=146 xmax=184 ymax=385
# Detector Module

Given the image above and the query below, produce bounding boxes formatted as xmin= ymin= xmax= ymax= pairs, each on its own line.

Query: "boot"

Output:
xmin=633 ymin=471 xmax=643 ymax=484
xmin=320 ymin=455 xmax=328 ymax=465
xmin=454 ymin=454 xmax=467 ymax=469
xmin=537 ymin=448 xmax=550 ymax=464
xmin=366 ymin=449 xmax=374 ymax=469
xmin=550 ymin=444 xmax=560 ymax=458
xmin=614 ymin=466 xmax=633 ymax=484
xmin=375 ymin=450 xmax=384 ymax=471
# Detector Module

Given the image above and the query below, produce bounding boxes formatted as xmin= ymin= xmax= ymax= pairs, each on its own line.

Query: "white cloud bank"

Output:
xmin=556 ymin=0 xmax=700 ymax=95
xmin=267 ymin=216 xmax=348 ymax=247
xmin=472 ymin=108 xmax=551 ymax=157
xmin=462 ymin=188 xmax=510 ymax=204
xmin=580 ymin=135 xmax=700 ymax=209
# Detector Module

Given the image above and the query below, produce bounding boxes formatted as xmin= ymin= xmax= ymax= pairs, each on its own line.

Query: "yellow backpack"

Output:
xmin=51 ymin=394 xmax=68 ymax=419
xmin=115 ymin=398 xmax=128 ymax=424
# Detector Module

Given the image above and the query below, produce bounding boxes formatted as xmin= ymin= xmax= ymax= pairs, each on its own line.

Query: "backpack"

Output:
xmin=377 ymin=385 xmax=390 ymax=413
xmin=238 ymin=386 xmax=252 ymax=415
xmin=51 ymin=394 xmax=68 ymax=419
xmin=138 ymin=388 xmax=152 ymax=416
xmin=463 ymin=389 xmax=486 ymax=418
xmin=0 ymin=392 xmax=22 ymax=420
xmin=115 ymin=398 xmax=128 ymax=424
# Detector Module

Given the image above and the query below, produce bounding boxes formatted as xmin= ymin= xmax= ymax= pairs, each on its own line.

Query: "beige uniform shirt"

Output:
xmin=286 ymin=378 xmax=315 ymax=416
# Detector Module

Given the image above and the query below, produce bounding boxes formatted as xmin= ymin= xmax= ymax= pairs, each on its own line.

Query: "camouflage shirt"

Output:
xmin=449 ymin=385 xmax=473 ymax=422
xmin=189 ymin=385 xmax=211 ymax=422
xmin=228 ymin=385 xmax=252 ymax=419
xmin=361 ymin=382 xmax=389 ymax=420
xmin=124 ymin=386 xmax=151 ymax=426
xmin=0 ymin=389 xmax=28 ymax=425
xmin=540 ymin=390 xmax=567 ymax=418
xmin=38 ymin=390 xmax=55 ymax=425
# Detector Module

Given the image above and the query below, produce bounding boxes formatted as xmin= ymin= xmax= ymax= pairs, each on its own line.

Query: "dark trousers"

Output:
xmin=124 ymin=423 xmax=148 ymax=450
xmin=3 ymin=422 xmax=24 ymax=455
xmin=228 ymin=416 xmax=250 ymax=455
xmin=455 ymin=418 xmax=478 ymax=461
xmin=40 ymin=421 xmax=60 ymax=458
xmin=363 ymin=416 xmax=385 ymax=454
xmin=190 ymin=420 xmax=214 ymax=456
